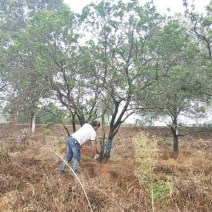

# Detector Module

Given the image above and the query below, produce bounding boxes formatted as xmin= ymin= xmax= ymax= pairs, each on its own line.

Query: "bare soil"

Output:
xmin=0 ymin=124 xmax=211 ymax=211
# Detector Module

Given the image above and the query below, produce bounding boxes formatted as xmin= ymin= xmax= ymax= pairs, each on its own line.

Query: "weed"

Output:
xmin=133 ymin=132 xmax=173 ymax=211
xmin=158 ymin=138 xmax=172 ymax=150
xmin=0 ymin=149 xmax=9 ymax=160
xmin=0 ymin=142 xmax=9 ymax=160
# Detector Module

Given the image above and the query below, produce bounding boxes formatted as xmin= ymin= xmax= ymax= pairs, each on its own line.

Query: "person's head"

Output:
xmin=91 ymin=121 xmax=100 ymax=131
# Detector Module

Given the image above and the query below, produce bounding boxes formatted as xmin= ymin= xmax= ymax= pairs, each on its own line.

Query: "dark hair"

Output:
xmin=91 ymin=121 xmax=100 ymax=127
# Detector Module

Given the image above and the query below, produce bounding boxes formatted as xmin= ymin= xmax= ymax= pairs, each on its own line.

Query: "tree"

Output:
xmin=136 ymin=17 xmax=210 ymax=152
xmin=0 ymin=0 xmax=67 ymax=133
xmin=184 ymin=0 xmax=212 ymax=97
xmin=16 ymin=5 xmax=105 ymax=133
xmin=80 ymin=0 xmax=167 ymax=162
xmin=184 ymin=0 xmax=212 ymax=60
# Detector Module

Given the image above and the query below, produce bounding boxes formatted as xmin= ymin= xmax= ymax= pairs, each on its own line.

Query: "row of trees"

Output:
xmin=0 ymin=0 xmax=211 ymax=160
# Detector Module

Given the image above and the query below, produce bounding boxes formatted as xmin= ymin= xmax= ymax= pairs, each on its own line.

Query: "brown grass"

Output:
xmin=0 ymin=124 xmax=211 ymax=211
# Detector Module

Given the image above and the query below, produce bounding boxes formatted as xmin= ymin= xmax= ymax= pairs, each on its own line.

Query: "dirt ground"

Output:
xmin=0 ymin=124 xmax=211 ymax=211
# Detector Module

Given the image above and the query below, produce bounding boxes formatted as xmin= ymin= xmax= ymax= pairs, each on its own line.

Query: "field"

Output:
xmin=0 ymin=124 xmax=211 ymax=212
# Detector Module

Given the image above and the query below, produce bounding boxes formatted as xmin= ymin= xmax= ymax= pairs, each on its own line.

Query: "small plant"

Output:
xmin=0 ymin=150 xmax=9 ymax=160
xmin=158 ymin=138 xmax=172 ymax=150
xmin=133 ymin=132 xmax=173 ymax=212
xmin=159 ymin=138 xmax=171 ymax=145
xmin=152 ymin=180 xmax=172 ymax=201
xmin=0 ymin=143 xmax=9 ymax=160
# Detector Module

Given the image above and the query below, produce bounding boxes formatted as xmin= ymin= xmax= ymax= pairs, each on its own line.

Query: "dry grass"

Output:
xmin=133 ymin=132 xmax=174 ymax=212
xmin=0 ymin=124 xmax=211 ymax=211
xmin=154 ymin=140 xmax=212 ymax=211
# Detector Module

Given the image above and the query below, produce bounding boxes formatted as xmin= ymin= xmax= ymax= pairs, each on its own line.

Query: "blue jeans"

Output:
xmin=59 ymin=136 xmax=81 ymax=173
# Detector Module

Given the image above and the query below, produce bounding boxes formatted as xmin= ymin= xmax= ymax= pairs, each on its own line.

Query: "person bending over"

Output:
xmin=59 ymin=121 xmax=100 ymax=174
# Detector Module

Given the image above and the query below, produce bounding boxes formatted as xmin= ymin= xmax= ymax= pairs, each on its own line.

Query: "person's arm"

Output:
xmin=91 ymin=140 xmax=99 ymax=159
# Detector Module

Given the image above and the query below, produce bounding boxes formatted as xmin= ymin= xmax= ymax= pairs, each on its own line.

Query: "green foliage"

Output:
xmin=42 ymin=121 xmax=55 ymax=135
xmin=151 ymin=181 xmax=171 ymax=201
xmin=36 ymin=109 xmax=63 ymax=124
xmin=139 ymin=163 xmax=171 ymax=201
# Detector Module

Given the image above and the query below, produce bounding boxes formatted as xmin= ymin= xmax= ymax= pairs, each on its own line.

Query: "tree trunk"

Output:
xmin=77 ymin=112 xmax=86 ymax=127
xmin=101 ymin=124 xmax=116 ymax=163
xmin=173 ymin=133 xmax=179 ymax=152
xmin=170 ymin=115 xmax=179 ymax=152
xmin=98 ymin=138 xmax=112 ymax=163
xmin=30 ymin=111 xmax=35 ymax=136
xmin=98 ymin=133 xmax=106 ymax=161
xmin=71 ymin=111 xmax=76 ymax=132
xmin=103 ymin=138 xmax=112 ymax=162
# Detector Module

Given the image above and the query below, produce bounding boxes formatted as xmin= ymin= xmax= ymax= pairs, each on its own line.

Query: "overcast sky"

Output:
xmin=63 ymin=0 xmax=210 ymax=14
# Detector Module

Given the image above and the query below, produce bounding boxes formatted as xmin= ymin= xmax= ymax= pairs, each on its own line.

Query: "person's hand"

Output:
xmin=93 ymin=154 xmax=100 ymax=160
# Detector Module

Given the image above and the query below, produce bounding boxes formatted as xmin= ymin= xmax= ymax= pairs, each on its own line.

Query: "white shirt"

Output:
xmin=72 ymin=123 xmax=96 ymax=145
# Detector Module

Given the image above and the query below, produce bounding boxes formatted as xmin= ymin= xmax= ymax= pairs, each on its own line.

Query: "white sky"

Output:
xmin=63 ymin=0 xmax=210 ymax=14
